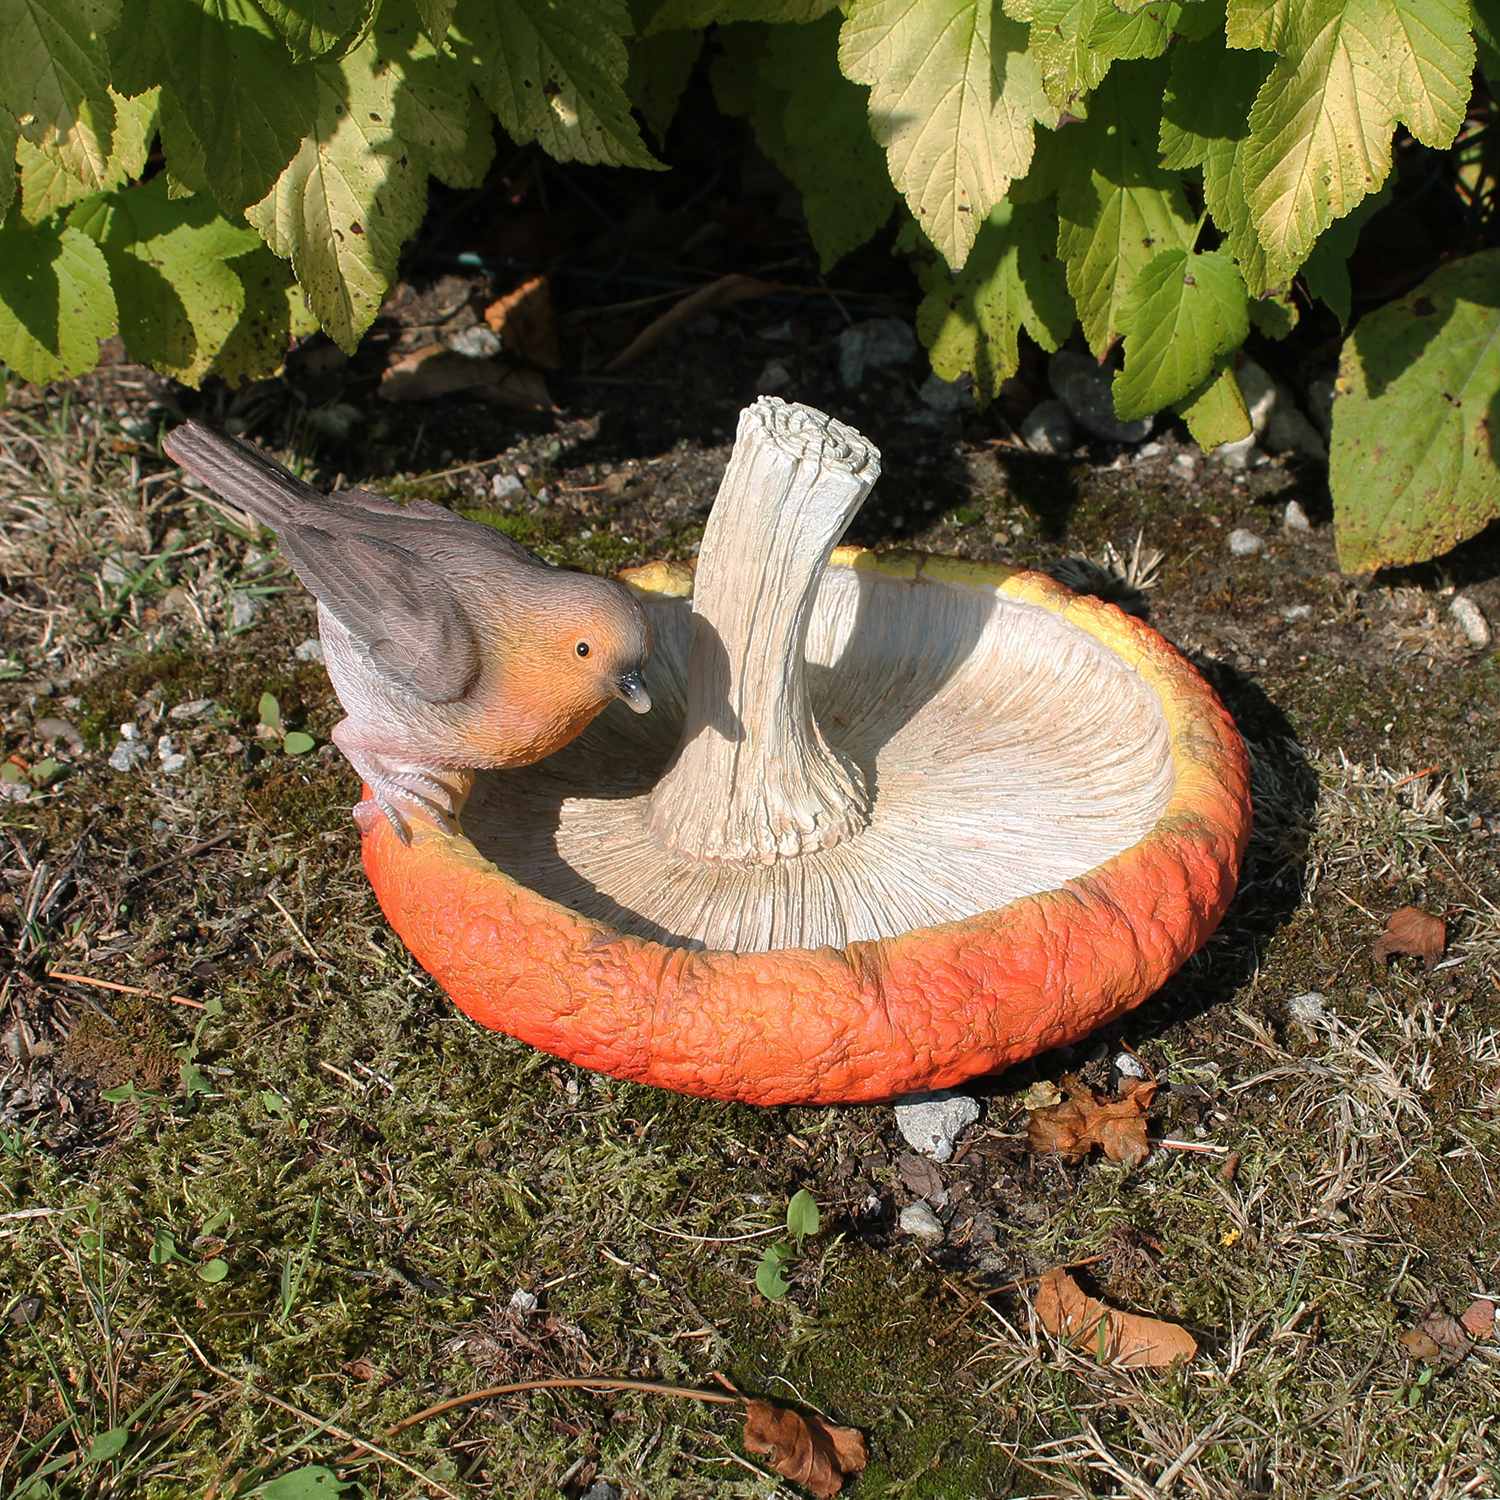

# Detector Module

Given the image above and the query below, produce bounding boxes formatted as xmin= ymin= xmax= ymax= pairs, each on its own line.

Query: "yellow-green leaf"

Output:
xmin=1 ymin=107 xmax=20 ymax=222
xmin=1007 ymin=0 xmax=1179 ymax=109
xmin=1113 ymin=248 xmax=1248 ymax=419
xmin=454 ymin=0 xmax=661 ymax=170
xmin=1240 ymin=0 xmax=1474 ymax=275
xmin=18 ymin=86 xmax=158 ymax=222
xmin=643 ymin=0 xmax=836 ymax=30
xmin=0 ymin=219 xmax=118 ymax=380
xmin=258 ymin=0 xmax=375 ymax=61
xmin=1056 ymin=63 xmax=1194 ymax=355
xmin=839 ymin=0 xmax=1054 ymax=271
xmin=1331 ymin=250 xmax=1500 ymax=572
xmin=248 ymin=34 xmax=430 ymax=353
xmin=0 ymin=0 xmax=118 ymax=160
xmin=1177 ymin=365 xmax=1252 ymax=447
xmin=915 ymin=199 xmax=1074 ymax=401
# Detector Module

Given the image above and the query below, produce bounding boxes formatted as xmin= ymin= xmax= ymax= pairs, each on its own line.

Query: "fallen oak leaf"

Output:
xmin=483 ymin=274 xmax=560 ymax=369
xmin=1373 ymin=905 xmax=1446 ymax=970
xmin=604 ymin=274 xmax=776 ymax=371
xmin=379 ymin=344 xmax=554 ymax=412
xmin=1398 ymin=1311 xmax=1471 ymax=1363
xmin=1034 ymin=1267 xmax=1198 ymax=1368
xmin=1027 ymin=1074 xmax=1158 ymax=1167
xmin=742 ymin=1398 xmax=867 ymax=1499
xmin=1460 ymin=1298 xmax=1496 ymax=1341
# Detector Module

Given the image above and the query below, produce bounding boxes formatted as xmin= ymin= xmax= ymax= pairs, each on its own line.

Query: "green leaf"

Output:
xmin=210 ymin=246 xmax=318 ymax=384
xmin=110 ymin=0 xmax=316 ymax=215
xmin=1330 ymin=250 xmax=1500 ymax=573
xmin=0 ymin=0 xmax=118 ymax=160
xmin=1300 ymin=186 xmax=1389 ymax=327
xmin=0 ymin=220 xmax=117 ymax=382
xmin=179 ymin=1061 xmax=213 ymax=1095
xmin=259 ymin=691 xmax=282 ymax=730
xmin=454 ymin=0 xmax=661 ymax=170
xmin=197 ymin=1257 xmax=229 ymax=1283
xmin=915 ymin=199 xmax=1073 ymax=401
xmin=1225 ymin=0 xmax=1293 ymax=47
xmin=283 ymin=731 xmax=315 ymax=755
xmin=1113 ymin=249 xmax=1248 ymax=419
xmin=410 ymin=0 xmax=456 ymax=44
xmin=84 ymin=1427 xmax=130 ymax=1464
xmin=839 ymin=0 xmax=1054 ymax=271
xmin=256 ymin=1465 xmax=351 ymax=1499
xmin=713 ymin=18 xmax=895 ymax=271
xmin=1056 ymin=63 xmax=1194 ymax=356
xmin=18 ymin=87 xmax=159 ymax=223
xmin=627 ymin=19 xmax=702 ymax=145
xmin=379 ymin=15 xmax=495 ymax=188
xmin=149 ymin=1227 xmax=178 ymax=1264
xmin=100 ymin=1081 xmax=135 ymax=1103
xmin=249 ymin=34 xmax=429 ymax=353
xmin=1239 ymin=0 xmax=1474 ymax=276
xmin=1006 ymin=0 xmax=1179 ymax=109
xmin=201 ymin=1206 xmax=231 ymax=1234
xmin=70 ymin=176 xmax=263 ymax=385
xmin=786 ymin=1189 xmax=820 ymax=1240
xmin=0 ymin=107 xmax=17 ymax=222
xmin=261 ymin=1089 xmax=288 ymax=1114
xmin=257 ymin=0 xmax=375 ymax=60
xmin=755 ymin=1244 xmax=791 ymax=1299
xmin=643 ymin=0 xmax=836 ymax=29
xmin=1177 ymin=364 xmax=1252 ymax=447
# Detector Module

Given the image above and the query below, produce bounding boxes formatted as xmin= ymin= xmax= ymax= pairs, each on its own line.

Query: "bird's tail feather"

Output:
xmin=162 ymin=421 xmax=319 ymax=532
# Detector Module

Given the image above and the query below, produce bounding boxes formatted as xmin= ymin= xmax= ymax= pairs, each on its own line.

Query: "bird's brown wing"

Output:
xmin=279 ymin=526 xmax=481 ymax=704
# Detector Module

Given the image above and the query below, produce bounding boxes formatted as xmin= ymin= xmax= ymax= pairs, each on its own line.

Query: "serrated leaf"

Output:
xmin=1178 ymin=365 xmax=1253 ymax=446
xmin=1007 ymin=0 xmax=1178 ymax=109
xmin=1300 ymin=186 xmax=1388 ymax=326
xmin=1240 ymin=0 xmax=1474 ymax=275
xmin=643 ymin=0 xmax=836 ymax=29
xmin=839 ymin=0 xmax=1053 ymax=272
xmin=19 ymin=88 xmax=158 ymax=223
xmin=1056 ymin=63 xmax=1194 ymax=355
xmin=258 ymin=0 xmax=374 ymax=61
xmin=410 ymin=0 xmax=456 ymax=45
xmin=627 ymin=22 xmax=702 ymax=144
xmin=1225 ymin=0 xmax=1293 ymax=47
xmin=454 ymin=0 xmax=661 ymax=170
xmin=380 ymin=16 xmax=495 ymax=188
xmin=249 ymin=35 xmax=429 ymax=353
xmin=916 ymin=198 xmax=1073 ymax=399
xmin=0 ymin=0 xmax=118 ymax=165
xmin=1113 ymin=249 xmax=1248 ymax=418
xmin=1330 ymin=250 xmax=1500 ymax=573
xmin=158 ymin=90 xmax=211 ymax=199
xmin=0 ymin=220 xmax=116 ymax=381
xmin=714 ymin=18 xmax=895 ymax=271
xmin=110 ymin=0 xmax=316 ymax=215
xmin=0 ymin=107 xmax=19 ymax=222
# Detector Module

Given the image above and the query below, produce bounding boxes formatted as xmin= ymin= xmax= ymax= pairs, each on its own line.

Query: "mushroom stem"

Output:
xmin=647 ymin=398 xmax=881 ymax=864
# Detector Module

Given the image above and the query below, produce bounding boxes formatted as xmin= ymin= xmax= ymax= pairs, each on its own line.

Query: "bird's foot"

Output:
xmin=338 ymin=746 xmax=469 ymax=845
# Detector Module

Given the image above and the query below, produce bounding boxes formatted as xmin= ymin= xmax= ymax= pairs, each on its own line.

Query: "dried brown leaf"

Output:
xmin=605 ymin=274 xmax=775 ymax=371
xmin=483 ymin=275 xmax=560 ymax=368
xmin=1034 ymin=1268 xmax=1198 ymax=1369
xmin=1373 ymin=905 xmax=1446 ymax=969
xmin=378 ymin=345 xmax=553 ymax=412
xmin=1026 ymin=1075 xmax=1157 ymax=1166
xmin=1399 ymin=1312 xmax=1471 ymax=1363
xmin=1460 ymin=1298 xmax=1496 ymax=1340
xmin=742 ymin=1398 xmax=867 ymax=1499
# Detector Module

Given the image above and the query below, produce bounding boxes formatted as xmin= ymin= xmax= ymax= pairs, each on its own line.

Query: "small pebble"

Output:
xmin=898 ymin=1202 xmax=945 ymax=1244
xmin=1114 ymin=1052 xmax=1149 ymax=1079
xmin=1288 ymin=991 xmax=1327 ymax=1027
xmin=508 ymin=1288 xmax=539 ymax=1317
xmin=1282 ymin=604 xmax=1313 ymax=622
xmin=108 ymin=738 xmax=150 ymax=773
xmin=446 ymin=324 xmax=503 ymax=359
xmin=1450 ymin=595 xmax=1492 ymax=649
xmin=100 ymin=557 xmax=132 ymax=587
xmin=756 ymin=359 xmax=793 ymax=394
xmin=294 ymin=637 xmax=325 ymax=663
xmin=837 ymin=317 xmax=918 ymax=388
xmin=1283 ymin=500 xmax=1312 ymax=533
xmin=305 ymin=402 xmax=363 ymax=439
xmin=1214 ymin=435 xmax=1258 ymax=470
xmin=169 ymin=698 xmax=216 ymax=720
xmin=894 ymin=1091 xmax=980 ymax=1163
xmin=229 ymin=592 xmax=263 ymax=630
xmin=33 ymin=716 xmax=84 ymax=754
xmin=1228 ymin=528 xmax=1264 ymax=557
xmin=1172 ymin=452 xmax=1198 ymax=474
xmin=491 ymin=471 xmax=524 ymax=501
xmin=579 ymin=1483 xmax=621 ymax=1500
xmin=1019 ymin=399 xmax=1075 ymax=456
xmin=1136 ymin=440 xmax=1165 ymax=459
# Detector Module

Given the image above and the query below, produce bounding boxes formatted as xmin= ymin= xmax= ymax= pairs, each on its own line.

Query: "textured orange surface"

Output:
xmin=361 ymin=558 xmax=1252 ymax=1105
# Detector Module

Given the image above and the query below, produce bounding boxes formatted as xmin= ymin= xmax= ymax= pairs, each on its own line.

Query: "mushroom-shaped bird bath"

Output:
xmin=363 ymin=400 xmax=1250 ymax=1105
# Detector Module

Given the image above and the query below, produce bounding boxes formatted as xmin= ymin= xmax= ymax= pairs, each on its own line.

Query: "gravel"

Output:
xmin=446 ymin=324 xmax=503 ymax=359
xmin=894 ymin=1091 xmax=980 ymax=1162
xmin=1288 ymin=992 xmax=1328 ymax=1028
xmin=1283 ymin=500 xmax=1312 ymax=533
xmin=229 ymin=592 xmax=263 ymax=630
xmin=1450 ymin=595 xmax=1493 ymax=649
xmin=294 ymin=638 xmax=325 ymax=663
xmin=898 ymin=1202 xmax=945 ymax=1244
xmin=491 ymin=471 xmax=525 ymax=501
xmin=1228 ymin=528 xmax=1265 ymax=557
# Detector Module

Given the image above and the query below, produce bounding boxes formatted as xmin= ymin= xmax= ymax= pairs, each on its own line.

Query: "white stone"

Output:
xmin=446 ymin=324 xmax=503 ymax=359
xmin=1136 ymin=441 xmax=1166 ymax=459
xmin=508 ymin=1288 xmax=539 ymax=1317
xmin=491 ymin=471 xmax=524 ymax=501
xmin=1288 ymin=992 xmax=1327 ymax=1027
xmin=1172 ymin=452 xmax=1198 ymax=473
xmin=895 ymin=1091 xmax=980 ymax=1162
xmin=229 ymin=592 xmax=263 ymax=630
xmin=1450 ymin=595 xmax=1492 ymax=649
xmin=898 ymin=1202 xmax=945 ymax=1244
xmin=1282 ymin=604 xmax=1313 ymax=622
xmin=1228 ymin=528 xmax=1264 ymax=557
xmin=1283 ymin=500 xmax=1312 ymax=533
xmin=1266 ymin=401 xmax=1327 ymax=461
xmin=1115 ymin=1052 xmax=1149 ymax=1079
xmin=294 ymin=637 xmax=325 ymax=663
xmin=1020 ymin=399 xmax=1076 ymax=456
xmin=169 ymin=698 xmax=216 ymax=720
xmin=1214 ymin=435 xmax=1258 ymax=470
xmin=108 ymin=738 xmax=150 ymax=773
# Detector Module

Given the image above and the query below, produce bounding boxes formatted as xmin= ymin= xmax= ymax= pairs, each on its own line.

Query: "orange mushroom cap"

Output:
xmin=360 ymin=553 xmax=1250 ymax=1106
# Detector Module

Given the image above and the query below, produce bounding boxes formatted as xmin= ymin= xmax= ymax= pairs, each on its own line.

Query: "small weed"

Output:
xmin=754 ymin=1189 xmax=821 ymax=1301
xmin=259 ymin=691 xmax=316 ymax=756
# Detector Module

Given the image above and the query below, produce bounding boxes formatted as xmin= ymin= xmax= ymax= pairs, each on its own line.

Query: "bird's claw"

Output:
xmin=350 ymin=763 xmax=462 ymax=844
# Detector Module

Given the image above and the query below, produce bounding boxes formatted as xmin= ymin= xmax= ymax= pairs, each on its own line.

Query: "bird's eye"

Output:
xmin=576 ymin=641 xmax=590 ymax=658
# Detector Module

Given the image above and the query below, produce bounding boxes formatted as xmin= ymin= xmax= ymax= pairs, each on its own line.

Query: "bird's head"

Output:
xmin=550 ymin=575 xmax=654 ymax=717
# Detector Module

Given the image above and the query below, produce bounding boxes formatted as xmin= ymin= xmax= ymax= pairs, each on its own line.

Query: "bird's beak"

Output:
xmin=615 ymin=671 xmax=652 ymax=714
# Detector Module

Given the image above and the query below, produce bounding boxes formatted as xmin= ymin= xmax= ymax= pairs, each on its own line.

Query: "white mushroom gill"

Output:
xmin=462 ymin=399 xmax=1177 ymax=953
